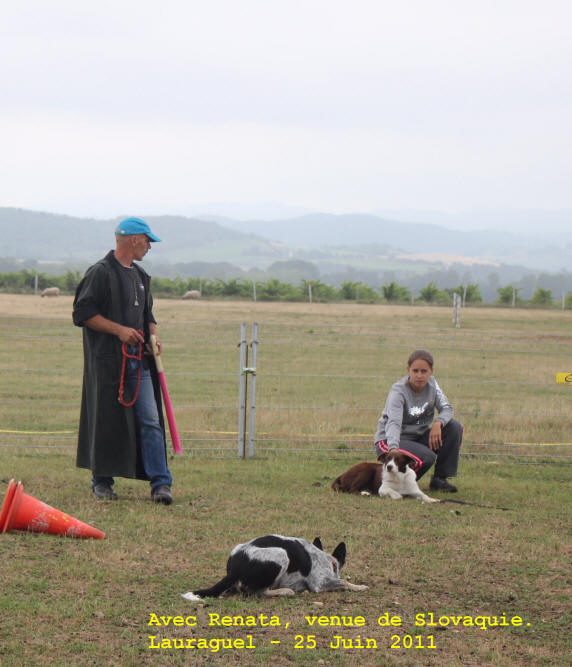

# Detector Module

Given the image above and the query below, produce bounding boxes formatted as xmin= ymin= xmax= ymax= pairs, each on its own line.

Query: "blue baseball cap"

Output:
xmin=115 ymin=217 xmax=162 ymax=242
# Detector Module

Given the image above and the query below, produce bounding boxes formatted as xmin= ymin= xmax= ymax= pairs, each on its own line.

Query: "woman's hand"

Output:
xmin=429 ymin=421 xmax=443 ymax=450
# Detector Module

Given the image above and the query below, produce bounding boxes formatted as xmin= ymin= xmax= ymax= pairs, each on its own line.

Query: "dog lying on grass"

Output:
xmin=332 ymin=449 xmax=439 ymax=503
xmin=181 ymin=535 xmax=368 ymax=600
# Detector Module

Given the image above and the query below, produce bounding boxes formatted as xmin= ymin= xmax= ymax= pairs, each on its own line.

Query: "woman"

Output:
xmin=374 ymin=349 xmax=462 ymax=492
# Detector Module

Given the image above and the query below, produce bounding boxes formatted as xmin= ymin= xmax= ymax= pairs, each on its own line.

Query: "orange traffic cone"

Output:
xmin=0 ymin=479 xmax=105 ymax=539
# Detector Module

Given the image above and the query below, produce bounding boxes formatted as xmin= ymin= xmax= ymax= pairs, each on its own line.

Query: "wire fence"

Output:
xmin=0 ymin=314 xmax=571 ymax=463
xmin=248 ymin=321 xmax=572 ymax=462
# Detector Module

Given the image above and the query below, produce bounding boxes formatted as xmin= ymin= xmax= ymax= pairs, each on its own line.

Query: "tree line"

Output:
xmin=1 ymin=269 xmax=571 ymax=308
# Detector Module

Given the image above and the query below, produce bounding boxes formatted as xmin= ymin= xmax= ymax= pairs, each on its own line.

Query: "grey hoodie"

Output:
xmin=374 ymin=375 xmax=454 ymax=449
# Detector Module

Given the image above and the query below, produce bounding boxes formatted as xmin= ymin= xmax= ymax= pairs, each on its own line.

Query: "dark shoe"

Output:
xmin=429 ymin=477 xmax=458 ymax=493
xmin=152 ymin=485 xmax=173 ymax=505
xmin=93 ymin=483 xmax=118 ymax=500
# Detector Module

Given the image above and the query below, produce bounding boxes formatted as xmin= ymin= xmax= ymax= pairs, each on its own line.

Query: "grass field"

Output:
xmin=1 ymin=295 xmax=571 ymax=456
xmin=0 ymin=295 xmax=571 ymax=666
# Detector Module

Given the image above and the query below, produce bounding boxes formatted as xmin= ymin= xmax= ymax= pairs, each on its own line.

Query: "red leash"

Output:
xmin=118 ymin=333 xmax=143 ymax=407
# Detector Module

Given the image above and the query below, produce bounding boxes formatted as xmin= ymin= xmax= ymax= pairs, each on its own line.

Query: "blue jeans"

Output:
xmin=93 ymin=351 xmax=173 ymax=491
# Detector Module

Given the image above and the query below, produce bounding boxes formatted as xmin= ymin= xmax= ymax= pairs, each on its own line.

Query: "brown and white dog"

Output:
xmin=332 ymin=450 xmax=439 ymax=503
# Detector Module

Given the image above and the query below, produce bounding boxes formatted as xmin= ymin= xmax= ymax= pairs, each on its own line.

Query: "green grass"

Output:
xmin=1 ymin=296 xmax=571 ymax=456
xmin=0 ymin=454 xmax=570 ymax=666
xmin=0 ymin=295 xmax=571 ymax=665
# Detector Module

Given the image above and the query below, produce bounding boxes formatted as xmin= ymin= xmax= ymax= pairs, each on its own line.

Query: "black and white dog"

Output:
xmin=181 ymin=535 xmax=368 ymax=600
xmin=332 ymin=450 xmax=439 ymax=503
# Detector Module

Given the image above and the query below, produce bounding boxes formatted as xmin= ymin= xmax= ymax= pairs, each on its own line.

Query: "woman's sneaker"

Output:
xmin=429 ymin=477 xmax=458 ymax=493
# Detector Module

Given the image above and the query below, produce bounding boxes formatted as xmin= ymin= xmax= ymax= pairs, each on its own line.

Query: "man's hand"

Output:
xmin=118 ymin=327 xmax=145 ymax=346
xmin=147 ymin=325 xmax=162 ymax=356
xmin=85 ymin=314 xmax=144 ymax=346
xmin=146 ymin=335 xmax=162 ymax=356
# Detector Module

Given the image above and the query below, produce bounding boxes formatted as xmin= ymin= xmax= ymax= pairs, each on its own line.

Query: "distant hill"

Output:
xmin=370 ymin=207 xmax=572 ymax=236
xmin=1 ymin=208 xmax=571 ymax=302
xmin=0 ymin=209 xmax=260 ymax=263
xmin=200 ymin=212 xmax=572 ymax=270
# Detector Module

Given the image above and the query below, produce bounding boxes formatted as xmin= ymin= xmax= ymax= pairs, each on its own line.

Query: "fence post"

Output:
xmin=247 ymin=322 xmax=259 ymax=457
xmin=452 ymin=293 xmax=461 ymax=328
xmin=237 ymin=323 xmax=247 ymax=458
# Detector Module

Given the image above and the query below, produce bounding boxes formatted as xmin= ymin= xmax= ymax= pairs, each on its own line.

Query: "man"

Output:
xmin=73 ymin=217 xmax=173 ymax=504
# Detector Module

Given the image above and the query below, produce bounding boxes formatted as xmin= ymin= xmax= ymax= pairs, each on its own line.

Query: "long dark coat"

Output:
xmin=73 ymin=251 xmax=166 ymax=479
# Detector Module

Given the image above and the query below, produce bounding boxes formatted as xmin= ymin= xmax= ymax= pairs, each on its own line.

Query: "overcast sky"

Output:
xmin=1 ymin=1 xmax=571 ymax=227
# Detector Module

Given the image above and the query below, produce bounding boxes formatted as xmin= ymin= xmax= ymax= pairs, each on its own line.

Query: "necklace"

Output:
xmin=124 ymin=266 xmax=140 ymax=306
xmin=132 ymin=270 xmax=140 ymax=306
